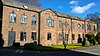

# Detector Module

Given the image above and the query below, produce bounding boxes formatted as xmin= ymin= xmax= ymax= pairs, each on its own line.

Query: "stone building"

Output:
xmin=0 ymin=0 xmax=97 ymax=46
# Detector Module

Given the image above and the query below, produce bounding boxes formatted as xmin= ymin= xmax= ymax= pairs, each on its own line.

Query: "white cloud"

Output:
xmin=57 ymin=5 xmax=63 ymax=9
xmin=71 ymin=3 xmax=96 ymax=14
xmin=69 ymin=0 xmax=78 ymax=4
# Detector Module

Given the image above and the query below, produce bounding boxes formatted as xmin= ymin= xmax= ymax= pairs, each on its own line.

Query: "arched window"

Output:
xmin=47 ymin=17 xmax=54 ymax=27
xmin=47 ymin=32 xmax=52 ymax=40
xmin=10 ymin=11 xmax=16 ymax=23
xmin=87 ymin=24 xmax=91 ymax=30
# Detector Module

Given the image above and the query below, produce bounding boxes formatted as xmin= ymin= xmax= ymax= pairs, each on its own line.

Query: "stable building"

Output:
xmin=0 ymin=0 xmax=97 ymax=46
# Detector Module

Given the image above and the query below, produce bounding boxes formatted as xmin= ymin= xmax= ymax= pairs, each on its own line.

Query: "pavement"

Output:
xmin=0 ymin=45 xmax=100 ymax=56
xmin=71 ymin=45 xmax=100 ymax=56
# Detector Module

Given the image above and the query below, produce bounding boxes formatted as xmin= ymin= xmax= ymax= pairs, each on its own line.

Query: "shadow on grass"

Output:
xmin=0 ymin=46 xmax=98 ymax=56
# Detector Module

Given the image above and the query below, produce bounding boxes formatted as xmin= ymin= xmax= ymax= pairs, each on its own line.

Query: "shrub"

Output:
xmin=82 ymin=38 xmax=90 ymax=47
xmin=85 ymin=41 xmax=90 ymax=47
xmin=92 ymin=39 xmax=97 ymax=46
xmin=24 ymin=43 xmax=37 ymax=50
xmin=0 ymin=36 xmax=4 ymax=48
xmin=12 ymin=42 xmax=20 ymax=48
xmin=37 ymin=44 xmax=42 ymax=46
xmin=85 ymin=34 xmax=94 ymax=43
xmin=95 ymin=33 xmax=100 ymax=44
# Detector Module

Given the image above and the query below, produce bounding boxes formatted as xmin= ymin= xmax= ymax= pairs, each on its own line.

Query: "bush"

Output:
xmin=85 ymin=41 xmax=90 ymax=47
xmin=82 ymin=38 xmax=90 ymax=47
xmin=12 ymin=42 xmax=20 ymax=48
xmin=85 ymin=34 xmax=94 ymax=43
xmin=24 ymin=43 xmax=37 ymax=50
xmin=95 ymin=33 xmax=100 ymax=44
xmin=92 ymin=39 xmax=97 ymax=46
xmin=37 ymin=44 xmax=42 ymax=46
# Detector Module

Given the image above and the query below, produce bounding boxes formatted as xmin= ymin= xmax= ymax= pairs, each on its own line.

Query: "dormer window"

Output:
xmin=23 ymin=5 xmax=28 ymax=9
xmin=10 ymin=11 xmax=16 ymax=23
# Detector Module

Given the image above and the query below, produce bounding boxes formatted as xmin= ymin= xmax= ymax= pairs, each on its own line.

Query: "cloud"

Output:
xmin=57 ymin=5 xmax=63 ymax=9
xmin=71 ymin=3 xmax=96 ymax=14
xmin=69 ymin=0 xmax=78 ymax=4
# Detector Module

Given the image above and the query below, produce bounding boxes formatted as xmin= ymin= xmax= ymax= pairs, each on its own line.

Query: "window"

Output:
xmin=72 ymin=22 xmax=75 ymax=28
xmin=47 ymin=17 xmax=54 ymax=27
xmin=77 ymin=23 xmax=81 ymax=28
xmin=93 ymin=25 xmax=96 ymax=31
xmin=72 ymin=34 xmax=75 ymax=40
xmin=32 ymin=16 xmax=36 ymax=25
xmin=20 ymin=32 xmax=26 ymax=41
xmin=31 ymin=32 xmax=36 ymax=40
xmin=58 ymin=34 xmax=62 ymax=40
xmin=87 ymin=24 xmax=91 ymax=30
xmin=82 ymin=24 xmax=84 ymax=29
xmin=65 ymin=34 xmax=69 ymax=41
xmin=21 ymin=15 xmax=27 ymax=24
xmin=59 ymin=20 xmax=62 ymax=28
xmin=10 ymin=12 xmax=16 ymax=23
xmin=47 ymin=32 xmax=52 ymax=40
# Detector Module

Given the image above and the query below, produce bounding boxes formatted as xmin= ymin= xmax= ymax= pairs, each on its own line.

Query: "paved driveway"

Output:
xmin=0 ymin=48 xmax=98 ymax=56
xmin=72 ymin=45 xmax=100 ymax=55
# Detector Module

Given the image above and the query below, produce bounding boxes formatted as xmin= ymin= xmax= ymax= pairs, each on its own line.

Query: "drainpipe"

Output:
xmin=37 ymin=12 xmax=40 ymax=45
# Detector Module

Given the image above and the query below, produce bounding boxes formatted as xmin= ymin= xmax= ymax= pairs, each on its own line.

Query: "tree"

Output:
xmin=86 ymin=12 xmax=100 ymax=32
xmin=62 ymin=21 xmax=70 ymax=50
xmin=15 ymin=0 xmax=41 ymax=7
xmin=86 ymin=12 xmax=100 ymax=20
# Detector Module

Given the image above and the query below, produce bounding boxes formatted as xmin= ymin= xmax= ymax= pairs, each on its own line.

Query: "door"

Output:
xmin=8 ymin=31 xmax=16 ymax=46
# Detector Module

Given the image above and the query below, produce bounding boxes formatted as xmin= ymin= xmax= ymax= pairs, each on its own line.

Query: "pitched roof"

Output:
xmin=1 ymin=0 xmax=44 ymax=12
xmin=1 ymin=0 xmax=85 ymax=21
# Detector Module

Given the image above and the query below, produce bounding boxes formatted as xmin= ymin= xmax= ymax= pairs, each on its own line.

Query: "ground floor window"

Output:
xmin=72 ymin=34 xmax=75 ymax=40
xmin=20 ymin=32 xmax=26 ymax=41
xmin=58 ymin=34 xmax=62 ymax=40
xmin=65 ymin=34 xmax=69 ymax=41
xmin=47 ymin=32 xmax=52 ymax=40
xmin=31 ymin=32 xmax=37 ymax=40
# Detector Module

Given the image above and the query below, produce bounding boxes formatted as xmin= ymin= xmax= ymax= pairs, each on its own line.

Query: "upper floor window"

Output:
xmin=72 ymin=22 xmax=75 ymax=28
xmin=10 ymin=12 xmax=16 ymax=23
xmin=32 ymin=16 xmax=36 ymax=25
xmin=59 ymin=20 xmax=62 ymax=28
xmin=93 ymin=25 xmax=96 ymax=31
xmin=47 ymin=32 xmax=52 ymax=40
xmin=82 ymin=24 xmax=84 ymax=29
xmin=31 ymin=32 xmax=37 ymax=40
xmin=20 ymin=32 xmax=26 ymax=41
xmin=77 ymin=23 xmax=81 ymax=28
xmin=21 ymin=15 xmax=27 ymax=24
xmin=47 ymin=17 xmax=54 ymax=27
xmin=87 ymin=24 xmax=91 ymax=30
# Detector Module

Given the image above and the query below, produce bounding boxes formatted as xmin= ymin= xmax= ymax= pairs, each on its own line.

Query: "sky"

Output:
xmin=39 ymin=0 xmax=100 ymax=18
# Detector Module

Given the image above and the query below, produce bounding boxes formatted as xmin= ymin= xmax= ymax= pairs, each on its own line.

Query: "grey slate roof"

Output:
xmin=1 ymin=0 xmax=44 ymax=12
xmin=1 ymin=0 xmax=82 ymax=20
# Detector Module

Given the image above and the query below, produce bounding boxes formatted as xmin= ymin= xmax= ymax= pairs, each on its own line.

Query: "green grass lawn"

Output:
xmin=49 ymin=43 xmax=82 ymax=49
